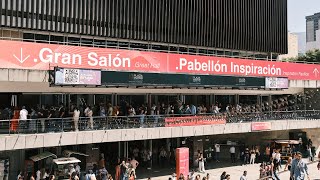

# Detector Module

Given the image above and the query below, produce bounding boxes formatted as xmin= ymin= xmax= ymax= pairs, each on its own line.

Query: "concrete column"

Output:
xmin=257 ymin=95 xmax=261 ymax=105
xmin=144 ymin=140 xmax=147 ymax=148
xmin=209 ymin=95 xmax=214 ymax=106
xmin=166 ymin=139 xmax=171 ymax=152
xmin=192 ymin=96 xmax=197 ymax=105
xmin=87 ymin=94 xmax=94 ymax=106
xmin=76 ymin=94 xmax=81 ymax=107
xmin=150 ymin=139 xmax=153 ymax=169
xmin=177 ymin=137 xmax=181 ymax=147
xmin=123 ymin=142 xmax=127 ymax=159
xmin=268 ymin=95 xmax=272 ymax=112
xmin=154 ymin=95 xmax=159 ymax=105
xmin=118 ymin=142 xmax=121 ymax=158
xmin=112 ymin=94 xmax=118 ymax=106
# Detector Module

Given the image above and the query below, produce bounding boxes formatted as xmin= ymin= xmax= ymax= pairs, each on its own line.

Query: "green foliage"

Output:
xmin=284 ymin=49 xmax=320 ymax=63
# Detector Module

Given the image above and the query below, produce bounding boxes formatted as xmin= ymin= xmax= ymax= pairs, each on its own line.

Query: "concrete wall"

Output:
xmin=1 ymin=119 xmax=320 ymax=151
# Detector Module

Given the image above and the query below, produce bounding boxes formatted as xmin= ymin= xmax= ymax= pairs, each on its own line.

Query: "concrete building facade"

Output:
xmin=278 ymin=32 xmax=299 ymax=60
xmin=306 ymin=12 xmax=320 ymax=51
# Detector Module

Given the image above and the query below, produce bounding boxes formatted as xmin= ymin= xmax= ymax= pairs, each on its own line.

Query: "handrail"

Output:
xmin=0 ymin=110 xmax=319 ymax=135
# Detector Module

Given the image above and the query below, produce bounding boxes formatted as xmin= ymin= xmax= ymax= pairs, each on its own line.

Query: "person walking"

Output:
xmin=239 ymin=171 xmax=247 ymax=180
xmin=290 ymin=152 xmax=310 ymax=180
xmin=307 ymin=146 xmax=313 ymax=162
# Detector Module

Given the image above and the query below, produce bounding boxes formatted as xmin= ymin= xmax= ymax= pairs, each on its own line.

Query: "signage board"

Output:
xmin=165 ymin=116 xmax=226 ymax=127
xmin=101 ymin=71 xmax=265 ymax=87
xmin=176 ymin=148 xmax=189 ymax=179
xmin=0 ymin=40 xmax=320 ymax=80
xmin=251 ymin=122 xmax=272 ymax=131
xmin=265 ymin=77 xmax=289 ymax=89
xmin=54 ymin=67 xmax=101 ymax=85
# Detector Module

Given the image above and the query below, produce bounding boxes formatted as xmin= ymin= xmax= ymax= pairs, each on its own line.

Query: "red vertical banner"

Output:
xmin=176 ymin=147 xmax=189 ymax=178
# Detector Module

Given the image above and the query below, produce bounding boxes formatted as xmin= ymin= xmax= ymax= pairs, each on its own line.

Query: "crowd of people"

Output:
xmin=0 ymin=92 xmax=313 ymax=134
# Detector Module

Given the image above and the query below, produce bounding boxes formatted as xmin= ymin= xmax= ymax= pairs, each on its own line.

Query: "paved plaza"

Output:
xmin=138 ymin=159 xmax=320 ymax=180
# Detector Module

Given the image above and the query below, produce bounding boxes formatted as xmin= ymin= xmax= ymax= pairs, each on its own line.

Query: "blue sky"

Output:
xmin=288 ymin=0 xmax=320 ymax=32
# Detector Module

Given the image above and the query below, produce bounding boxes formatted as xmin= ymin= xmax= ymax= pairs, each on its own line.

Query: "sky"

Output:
xmin=288 ymin=0 xmax=320 ymax=32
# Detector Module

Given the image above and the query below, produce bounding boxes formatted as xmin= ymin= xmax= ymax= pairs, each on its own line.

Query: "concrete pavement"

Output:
xmin=137 ymin=159 xmax=320 ymax=180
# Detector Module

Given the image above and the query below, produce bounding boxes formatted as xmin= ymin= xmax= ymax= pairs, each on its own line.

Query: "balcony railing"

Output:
xmin=0 ymin=110 xmax=319 ymax=135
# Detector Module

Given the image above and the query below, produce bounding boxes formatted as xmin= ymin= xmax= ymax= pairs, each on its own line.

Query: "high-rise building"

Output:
xmin=295 ymin=32 xmax=306 ymax=55
xmin=306 ymin=12 xmax=320 ymax=51
xmin=278 ymin=32 xmax=298 ymax=60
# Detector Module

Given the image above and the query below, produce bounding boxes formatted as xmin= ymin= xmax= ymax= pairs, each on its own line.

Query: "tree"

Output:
xmin=284 ymin=49 xmax=320 ymax=63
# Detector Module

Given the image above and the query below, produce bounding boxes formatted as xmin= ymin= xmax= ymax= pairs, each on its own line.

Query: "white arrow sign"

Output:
xmin=13 ymin=48 xmax=30 ymax=64
xmin=313 ymin=68 xmax=319 ymax=77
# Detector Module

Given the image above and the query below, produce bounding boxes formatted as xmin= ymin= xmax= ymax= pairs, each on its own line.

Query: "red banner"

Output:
xmin=0 ymin=40 xmax=320 ymax=80
xmin=165 ymin=116 xmax=226 ymax=127
xmin=176 ymin=148 xmax=189 ymax=179
xmin=251 ymin=122 xmax=272 ymax=131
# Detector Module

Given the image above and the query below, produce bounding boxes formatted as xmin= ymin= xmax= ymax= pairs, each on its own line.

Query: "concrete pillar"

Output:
xmin=118 ymin=142 xmax=121 ymax=158
xmin=154 ymin=95 xmax=159 ymax=105
xmin=87 ymin=95 xmax=94 ymax=106
xmin=150 ymin=139 xmax=153 ymax=169
xmin=209 ymin=95 xmax=214 ymax=106
xmin=113 ymin=94 xmax=118 ymax=106
xmin=268 ymin=95 xmax=272 ymax=112
xmin=76 ymin=94 xmax=82 ymax=107
xmin=166 ymin=139 xmax=171 ymax=152
xmin=177 ymin=137 xmax=181 ymax=147
xmin=192 ymin=96 xmax=197 ymax=105
xmin=257 ymin=95 xmax=261 ymax=105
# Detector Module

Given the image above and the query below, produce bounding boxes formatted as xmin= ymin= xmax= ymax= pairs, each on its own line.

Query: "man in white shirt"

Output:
xmin=240 ymin=171 xmax=247 ymax=180
xmin=19 ymin=106 xmax=28 ymax=120
xmin=230 ymin=146 xmax=236 ymax=163
xmin=36 ymin=170 xmax=41 ymax=180
xmin=19 ymin=106 xmax=28 ymax=132
xmin=215 ymin=143 xmax=221 ymax=162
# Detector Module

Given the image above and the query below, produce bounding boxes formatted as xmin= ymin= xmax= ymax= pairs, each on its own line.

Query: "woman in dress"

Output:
xmin=10 ymin=106 xmax=19 ymax=132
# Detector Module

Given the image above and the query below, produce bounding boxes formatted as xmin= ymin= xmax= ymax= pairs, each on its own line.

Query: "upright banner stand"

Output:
xmin=176 ymin=147 xmax=189 ymax=178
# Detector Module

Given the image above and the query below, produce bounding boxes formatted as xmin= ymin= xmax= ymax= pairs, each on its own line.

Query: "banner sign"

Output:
xmin=54 ymin=67 xmax=101 ymax=85
xmin=265 ymin=77 xmax=289 ymax=89
xmin=176 ymin=148 xmax=189 ymax=179
xmin=1 ymin=40 xmax=320 ymax=80
xmin=102 ymin=71 xmax=265 ymax=87
xmin=251 ymin=122 xmax=272 ymax=131
xmin=165 ymin=116 xmax=226 ymax=127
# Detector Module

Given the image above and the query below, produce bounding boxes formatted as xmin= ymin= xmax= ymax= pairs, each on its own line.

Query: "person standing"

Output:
xmin=243 ymin=148 xmax=250 ymax=165
xmin=19 ymin=106 xmax=28 ymax=131
xmin=198 ymin=153 xmax=205 ymax=173
xmin=159 ymin=147 xmax=167 ymax=168
xmin=229 ymin=146 xmax=236 ymax=163
xmin=290 ymin=152 xmax=309 ymax=180
xmin=215 ymin=143 xmax=221 ymax=162
xmin=250 ymin=149 xmax=256 ymax=164
xmin=265 ymin=146 xmax=271 ymax=162
xmin=10 ymin=106 xmax=20 ymax=133
xmin=239 ymin=171 xmax=247 ymax=180
xmin=73 ymin=107 xmax=80 ymax=131
xmin=85 ymin=106 xmax=94 ymax=129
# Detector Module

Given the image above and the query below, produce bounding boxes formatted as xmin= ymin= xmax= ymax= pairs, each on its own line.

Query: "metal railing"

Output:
xmin=0 ymin=110 xmax=320 ymax=135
